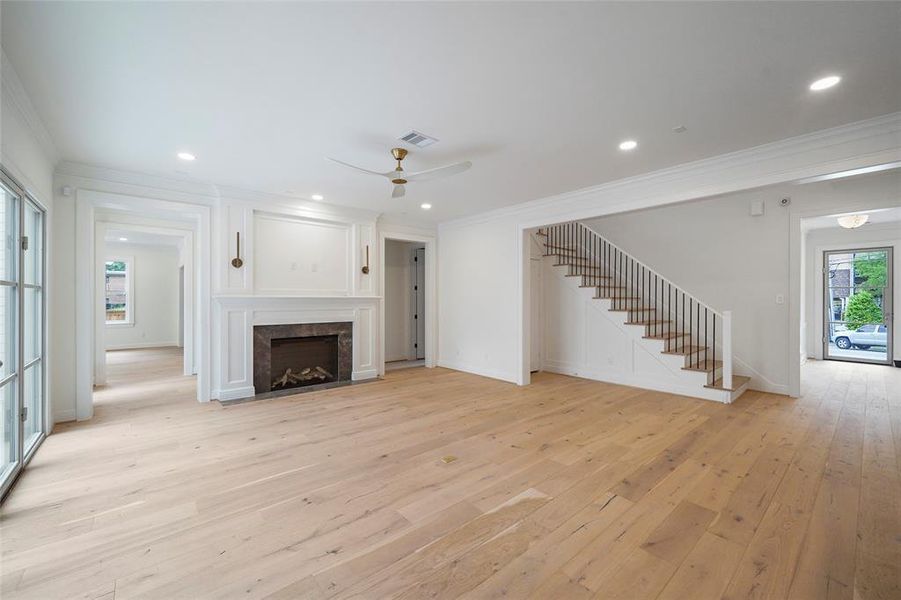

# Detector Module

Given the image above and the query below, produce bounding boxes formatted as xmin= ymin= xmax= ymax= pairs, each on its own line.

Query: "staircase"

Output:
xmin=539 ymin=222 xmax=749 ymax=403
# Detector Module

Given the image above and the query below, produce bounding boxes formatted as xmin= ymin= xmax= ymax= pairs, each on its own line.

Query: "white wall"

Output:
xmin=438 ymin=219 xmax=520 ymax=381
xmin=2 ymin=50 xmax=58 ymax=424
xmin=804 ymin=221 xmax=901 ymax=361
xmin=254 ymin=213 xmax=350 ymax=296
xmin=583 ymin=170 xmax=901 ymax=393
xmin=384 ymin=240 xmax=419 ymax=362
xmin=104 ymin=242 xmax=180 ymax=350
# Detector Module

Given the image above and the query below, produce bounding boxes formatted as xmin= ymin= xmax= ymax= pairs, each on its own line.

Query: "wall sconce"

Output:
xmin=362 ymin=244 xmax=370 ymax=274
xmin=231 ymin=232 xmax=244 ymax=268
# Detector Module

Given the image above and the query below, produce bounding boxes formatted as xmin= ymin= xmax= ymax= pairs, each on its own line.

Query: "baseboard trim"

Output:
xmin=437 ymin=360 xmax=517 ymax=384
xmin=352 ymin=369 xmax=379 ymax=381
xmin=106 ymin=342 xmax=180 ymax=351
xmin=542 ymin=360 xmax=731 ymax=403
xmin=217 ymin=386 xmax=255 ymax=401
xmin=52 ymin=409 xmax=76 ymax=425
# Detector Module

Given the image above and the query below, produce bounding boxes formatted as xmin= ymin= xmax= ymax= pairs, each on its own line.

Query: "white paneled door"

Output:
xmin=0 ymin=170 xmax=46 ymax=501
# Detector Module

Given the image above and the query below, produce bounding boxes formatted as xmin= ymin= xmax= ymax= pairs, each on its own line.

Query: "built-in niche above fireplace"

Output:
xmin=253 ymin=322 xmax=353 ymax=395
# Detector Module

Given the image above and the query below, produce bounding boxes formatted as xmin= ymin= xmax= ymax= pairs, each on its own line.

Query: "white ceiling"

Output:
xmin=2 ymin=2 xmax=900 ymax=222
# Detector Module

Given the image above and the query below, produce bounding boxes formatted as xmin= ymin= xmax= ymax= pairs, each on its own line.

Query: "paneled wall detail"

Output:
xmin=541 ymin=258 xmax=723 ymax=401
xmin=254 ymin=213 xmax=351 ymax=296
xmin=212 ymin=200 xmax=385 ymax=400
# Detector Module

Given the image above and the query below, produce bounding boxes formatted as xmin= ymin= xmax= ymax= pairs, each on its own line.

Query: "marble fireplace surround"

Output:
xmin=253 ymin=321 xmax=353 ymax=394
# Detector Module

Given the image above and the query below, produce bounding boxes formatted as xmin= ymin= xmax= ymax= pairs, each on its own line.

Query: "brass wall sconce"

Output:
xmin=231 ymin=232 xmax=244 ymax=268
xmin=361 ymin=244 xmax=370 ymax=274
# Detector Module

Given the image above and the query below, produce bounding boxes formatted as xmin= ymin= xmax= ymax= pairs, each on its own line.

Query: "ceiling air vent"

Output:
xmin=398 ymin=130 xmax=438 ymax=148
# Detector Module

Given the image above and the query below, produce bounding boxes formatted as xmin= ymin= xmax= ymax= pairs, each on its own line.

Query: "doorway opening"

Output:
xmin=94 ymin=225 xmax=197 ymax=413
xmin=823 ymin=247 xmax=893 ymax=365
xmin=384 ymin=239 xmax=426 ymax=372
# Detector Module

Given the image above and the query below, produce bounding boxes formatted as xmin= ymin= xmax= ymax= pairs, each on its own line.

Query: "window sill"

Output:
xmin=106 ymin=322 xmax=134 ymax=328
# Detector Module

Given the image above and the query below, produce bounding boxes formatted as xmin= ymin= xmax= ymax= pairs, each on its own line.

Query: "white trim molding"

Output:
xmin=75 ymin=188 xmax=212 ymax=419
xmin=442 ymin=111 xmax=901 ymax=233
xmin=213 ymin=295 xmax=381 ymax=401
xmin=378 ymin=226 xmax=438 ymax=377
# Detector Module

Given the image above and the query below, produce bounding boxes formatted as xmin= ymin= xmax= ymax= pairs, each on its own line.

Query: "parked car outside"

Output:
xmin=833 ymin=324 xmax=887 ymax=350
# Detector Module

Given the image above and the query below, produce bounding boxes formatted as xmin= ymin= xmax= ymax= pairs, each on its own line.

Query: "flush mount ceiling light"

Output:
xmin=119 ymin=237 xmax=128 ymax=241
xmin=311 ymin=194 xmax=324 ymax=201
xmin=177 ymin=152 xmax=196 ymax=161
xmin=618 ymin=140 xmax=638 ymax=151
xmin=420 ymin=203 xmax=432 ymax=210
xmin=810 ymin=75 xmax=841 ymax=91
xmin=837 ymin=214 xmax=869 ymax=229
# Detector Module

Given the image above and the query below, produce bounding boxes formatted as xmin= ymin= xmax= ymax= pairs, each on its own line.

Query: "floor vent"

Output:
xmin=398 ymin=130 xmax=438 ymax=148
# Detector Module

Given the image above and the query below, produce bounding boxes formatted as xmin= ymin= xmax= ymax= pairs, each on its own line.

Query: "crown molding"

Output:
xmin=215 ymin=184 xmax=382 ymax=224
xmin=56 ymin=161 xmax=221 ymax=200
xmin=55 ymin=160 xmax=384 ymax=223
xmin=1 ymin=49 xmax=59 ymax=164
xmin=440 ymin=111 xmax=901 ymax=232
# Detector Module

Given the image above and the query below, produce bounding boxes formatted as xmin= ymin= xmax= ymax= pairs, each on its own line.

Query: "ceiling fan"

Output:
xmin=327 ymin=148 xmax=471 ymax=199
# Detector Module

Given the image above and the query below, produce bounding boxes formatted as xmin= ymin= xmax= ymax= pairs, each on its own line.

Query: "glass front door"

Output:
xmin=0 ymin=170 xmax=47 ymax=501
xmin=824 ymin=248 xmax=893 ymax=365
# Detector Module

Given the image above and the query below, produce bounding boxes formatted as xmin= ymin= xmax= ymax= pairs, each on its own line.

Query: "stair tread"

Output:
xmin=705 ymin=375 xmax=751 ymax=392
xmin=683 ymin=359 xmax=723 ymax=372
xmin=643 ymin=331 xmax=691 ymax=340
xmin=610 ymin=306 xmax=657 ymax=312
xmin=626 ymin=319 xmax=672 ymax=325
xmin=662 ymin=345 xmax=709 ymax=355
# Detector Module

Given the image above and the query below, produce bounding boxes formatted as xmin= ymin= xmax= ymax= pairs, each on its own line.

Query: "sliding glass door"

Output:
xmin=0 ymin=170 xmax=46 ymax=500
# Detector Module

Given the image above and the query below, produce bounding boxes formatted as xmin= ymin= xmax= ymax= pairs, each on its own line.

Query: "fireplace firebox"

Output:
xmin=253 ymin=322 xmax=352 ymax=395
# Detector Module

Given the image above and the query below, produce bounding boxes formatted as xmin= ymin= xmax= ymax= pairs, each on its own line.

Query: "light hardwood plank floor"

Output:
xmin=1 ymin=348 xmax=899 ymax=599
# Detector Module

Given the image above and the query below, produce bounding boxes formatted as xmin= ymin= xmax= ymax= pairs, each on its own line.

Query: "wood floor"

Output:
xmin=1 ymin=348 xmax=900 ymax=599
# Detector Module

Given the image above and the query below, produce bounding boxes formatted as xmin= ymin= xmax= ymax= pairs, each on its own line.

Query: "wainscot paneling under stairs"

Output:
xmin=539 ymin=222 xmax=749 ymax=403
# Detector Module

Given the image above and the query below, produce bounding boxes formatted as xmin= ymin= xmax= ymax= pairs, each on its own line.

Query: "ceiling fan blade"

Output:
xmin=392 ymin=184 xmax=406 ymax=199
xmin=405 ymin=160 xmax=472 ymax=183
xmin=326 ymin=157 xmax=393 ymax=178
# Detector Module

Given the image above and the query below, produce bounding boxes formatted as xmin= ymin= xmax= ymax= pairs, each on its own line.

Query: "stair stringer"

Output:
xmin=541 ymin=257 xmax=734 ymax=403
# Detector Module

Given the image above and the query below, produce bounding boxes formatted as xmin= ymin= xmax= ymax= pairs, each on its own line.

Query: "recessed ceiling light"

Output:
xmin=420 ymin=203 xmax=432 ymax=210
xmin=177 ymin=152 xmax=196 ymax=161
xmin=809 ymin=75 xmax=841 ymax=91
xmin=311 ymin=194 xmax=324 ymax=201
xmin=119 ymin=237 xmax=128 ymax=241
xmin=618 ymin=140 xmax=638 ymax=151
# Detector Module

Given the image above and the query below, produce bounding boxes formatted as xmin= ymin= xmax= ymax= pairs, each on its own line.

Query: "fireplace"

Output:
xmin=253 ymin=322 xmax=352 ymax=395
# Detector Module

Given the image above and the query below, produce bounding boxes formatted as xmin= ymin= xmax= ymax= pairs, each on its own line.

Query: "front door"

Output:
xmin=824 ymin=247 xmax=893 ymax=365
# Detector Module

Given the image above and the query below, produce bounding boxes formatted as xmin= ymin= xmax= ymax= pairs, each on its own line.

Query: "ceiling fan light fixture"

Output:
xmin=836 ymin=214 xmax=869 ymax=229
xmin=619 ymin=140 xmax=638 ymax=151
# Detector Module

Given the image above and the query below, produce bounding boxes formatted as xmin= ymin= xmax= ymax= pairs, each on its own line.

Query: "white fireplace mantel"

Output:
xmin=212 ymin=295 xmax=381 ymax=401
